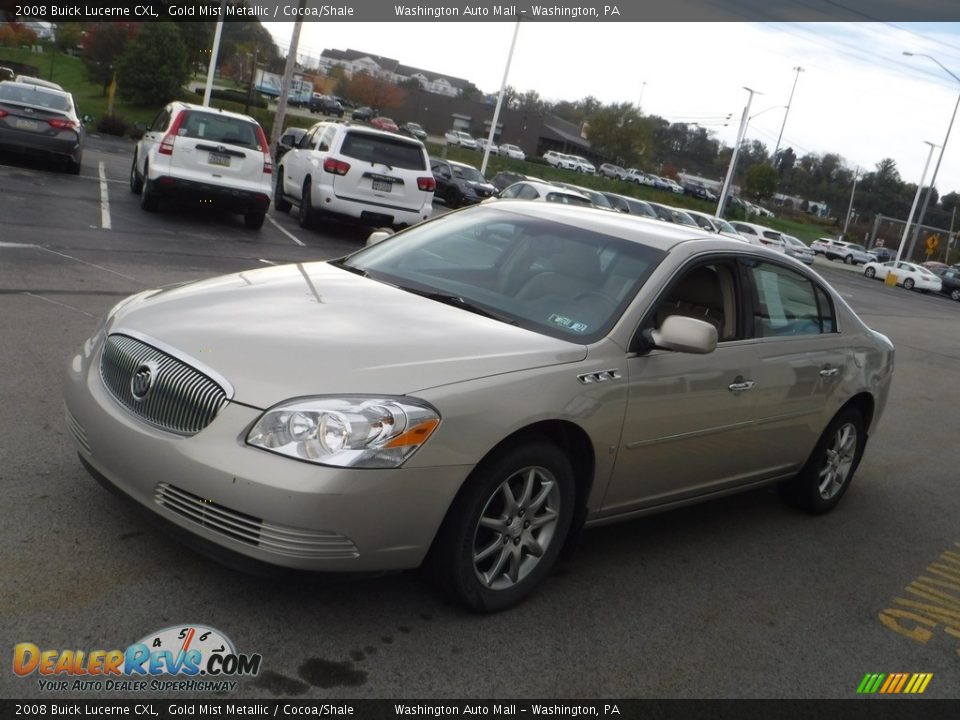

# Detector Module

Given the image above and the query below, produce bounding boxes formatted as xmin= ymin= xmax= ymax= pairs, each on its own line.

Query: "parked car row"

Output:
xmin=811 ymin=238 xmax=877 ymax=265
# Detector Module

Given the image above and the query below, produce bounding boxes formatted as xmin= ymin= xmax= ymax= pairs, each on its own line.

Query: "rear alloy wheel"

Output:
xmin=951 ymin=289 xmax=960 ymax=301
xmin=429 ymin=440 xmax=575 ymax=613
xmin=844 ymin=254 xmax=854 ymax=264
xmin=274 ymin=170 xmax=291 ymax=212
xmin=780 ymin=407 xmax=866 ymax=514
xmin=129 ymin=153 xmax=143 ymax=194
xmin=140 ymin=164 xmax=159 ymax=212
xmin=903 ymin=278 xmax=915 ymax=290
xmin=298 ymin=179 xmax=316 ymax=229
xmin=244 ymin=210 xmax=266 ymax=230
xmin=864 ymin=267 xmax=876 ymax=279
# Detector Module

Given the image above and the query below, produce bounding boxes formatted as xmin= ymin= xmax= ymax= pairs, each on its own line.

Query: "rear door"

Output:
xmin=332 ymin=130 xmax=430 ymax=211
xmin=168 ymin=110 xmax=266 ymax=192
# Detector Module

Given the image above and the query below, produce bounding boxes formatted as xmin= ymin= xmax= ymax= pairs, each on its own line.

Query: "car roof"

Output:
xmin=447 ymin=160 xmax=478 ymax=170
xmin=170 ymin=101 xmax=259 ymax=124
xmin=15 ymin=75 xmax=63 ymax=90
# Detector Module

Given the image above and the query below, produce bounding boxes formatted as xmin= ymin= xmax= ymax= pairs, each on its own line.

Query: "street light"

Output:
xmin=902 ymin=52 xmax=960 ymax=259
xmin=716 ymin=87 xmax=760 ymax=218
xmin=894 ymin=141 xmax=939 ymax=264
xmin=773 ymin=66 xmax=804 ymax=160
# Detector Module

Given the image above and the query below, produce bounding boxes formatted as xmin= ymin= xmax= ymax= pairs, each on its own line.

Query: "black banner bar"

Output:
xmin=1 ymin=0 xmax=959 ymax=22
xmin=1 ymin=700 xmax=960 ymax=720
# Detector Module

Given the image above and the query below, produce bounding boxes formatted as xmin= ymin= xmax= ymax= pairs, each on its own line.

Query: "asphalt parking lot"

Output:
xmin=2 ymin=135 xmax=959 ymax=701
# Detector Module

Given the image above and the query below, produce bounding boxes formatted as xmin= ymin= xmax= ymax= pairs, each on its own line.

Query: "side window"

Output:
xmin=517 ymin=184 xmax=540 ymax=200
xmin=651 ymin=261 xmax=740 ymax=342
xmin=149 ymin=108 xmax=170 ymax=133
xmin=318 ymin=127 xmax=336 ymax=151
xmin=500 ymin=184 xmax=521 ymax=199
xmin=746 ymin=261 xmax=831 ymax=337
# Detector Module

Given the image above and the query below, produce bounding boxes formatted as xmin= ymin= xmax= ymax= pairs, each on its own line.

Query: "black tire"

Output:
xmin=864 ymin=267 xmax=876 ymax=279
xmin=298 ymin=178 xmax=316 ymax=229
xmin=844 ymin=255 xmax=853 ymax=265
xmin=951 ymin=289 xmax=960 ymax=302
xmin=446 ymin=188 xmax=463 ymax=209
xmin=428 ymin=439 xmax=576 ymax=613
xmin=244 ymin=210 xmax=266 ymax=230
xmin=274 ymin=170 xmax=291 ymax=212
xmin=130 ymin=153 xmax=143 ymax=194
xmin=66 ymin=157 xmax=81 ymax=175
xmin=903 ymin=278 xmax=915 ymax=290
xmin=779 ymin=407 xmax=866 ymax=514
xmin=140 ymin=165 xmax=159 ymax=212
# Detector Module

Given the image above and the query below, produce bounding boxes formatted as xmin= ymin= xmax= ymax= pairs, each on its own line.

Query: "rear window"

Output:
xmin=340 ymin=132 xmax=426 ymax=170
xmin=180 ymin=111 xmax=260 ymax=148
xmin=546 ymin=193 xmax=592 ymax=207
xmin=0 ymin=83 xmax=71 ymax=112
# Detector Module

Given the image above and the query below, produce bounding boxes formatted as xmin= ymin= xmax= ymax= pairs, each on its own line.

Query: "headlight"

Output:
xmin=246 ymin=397 xmax=440 ymax=468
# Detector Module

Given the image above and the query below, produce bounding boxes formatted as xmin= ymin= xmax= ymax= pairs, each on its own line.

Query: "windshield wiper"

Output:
xmin=401 ymin=287 xmax=517 ymax=325
xmin=329 ymin=259 xmax=368 ymax=277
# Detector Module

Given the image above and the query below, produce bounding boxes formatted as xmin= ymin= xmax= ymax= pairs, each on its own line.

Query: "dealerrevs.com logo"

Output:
xmin=13 ymin=625 xmax=262 ymax=693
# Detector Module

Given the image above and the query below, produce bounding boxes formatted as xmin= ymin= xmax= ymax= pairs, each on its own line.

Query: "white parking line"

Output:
xmin=98 ymin=161 xmax=111 ymax=230
xmin=268 ymin=215 xmax=305 ymax=246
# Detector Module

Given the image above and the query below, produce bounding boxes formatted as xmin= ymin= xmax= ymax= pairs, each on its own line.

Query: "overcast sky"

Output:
xmin=264 ymin=21 xmax=960 ymax=198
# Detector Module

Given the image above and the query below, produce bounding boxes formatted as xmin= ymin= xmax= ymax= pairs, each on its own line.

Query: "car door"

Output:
xmin=602 ymin=257 xmax=770 ymax=516
xmin=281 ymin=124 xmax=319 ymax=197
xmin=739 ymin=258 xmax=851 ymax=473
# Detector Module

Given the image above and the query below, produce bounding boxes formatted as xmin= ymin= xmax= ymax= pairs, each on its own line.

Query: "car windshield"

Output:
xmin=714 ymin=218 xmax=738 ymax=234
xmin=452 ymin=165 xmax=485 ymax=183
xmin=338 ymin=208 xmax=665 ymax=343
xmin=341 ymin=131 xmax=426 ymax=170
xmin=689 ymin=214 xmax=715 ymax=231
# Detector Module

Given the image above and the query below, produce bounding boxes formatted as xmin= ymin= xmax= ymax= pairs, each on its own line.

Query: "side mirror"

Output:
xmin=81 ymin=114 xmax=93 ymax=124
xmin=646 ymin=315 xmax=717 ymax=354
xmin=366 ymin=228 xmax=394 ymax=247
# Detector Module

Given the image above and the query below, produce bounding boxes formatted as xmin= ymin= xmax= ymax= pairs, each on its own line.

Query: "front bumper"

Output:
xmin=63 ymin=341 xmax=470 ymax=572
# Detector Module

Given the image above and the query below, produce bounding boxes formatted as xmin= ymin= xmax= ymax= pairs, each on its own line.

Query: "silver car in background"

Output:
xmin=64 ymin=203 xmax=894 ymax=612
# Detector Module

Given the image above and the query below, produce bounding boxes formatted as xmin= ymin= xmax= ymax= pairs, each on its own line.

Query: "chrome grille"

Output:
xmin=100 ymin=334 xmax=228 ymax=435
xmin=154 ymin=483 xmax=359 ymax=559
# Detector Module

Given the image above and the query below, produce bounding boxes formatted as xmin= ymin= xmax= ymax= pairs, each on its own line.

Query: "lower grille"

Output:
xmin=100 ymin=334 xmax=228 ymax=435
xmin=65 ymin=406 xmax=91 ymax=454
xmin=154 ymin=482 xmax=359 ymax=559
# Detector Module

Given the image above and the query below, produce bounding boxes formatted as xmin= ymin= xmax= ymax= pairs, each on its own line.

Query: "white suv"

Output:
xmin=542 ymin=151 xmax=577 ymax=170
xmin=444 ymin=130 xmax=478 ymax=149
xmin=131 ymin=102 xmax=273 ymax=229
xmin=276 ymin=122 xmax=435 ymax=229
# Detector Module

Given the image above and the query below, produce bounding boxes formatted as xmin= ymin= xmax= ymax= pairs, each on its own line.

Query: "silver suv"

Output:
xmin=816 ymin=239 xmax=876 ymax=265
xmin=131 ymin=102 xmax=273 ymax=229
xmin=277 ymin=122 xmax=435 ymax=229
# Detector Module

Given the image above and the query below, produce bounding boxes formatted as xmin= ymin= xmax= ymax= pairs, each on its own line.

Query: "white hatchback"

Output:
xmin=276 ymin=121 xmax=435 ymax=229
xmin=131 ymin=102 xmax=274 ymax=229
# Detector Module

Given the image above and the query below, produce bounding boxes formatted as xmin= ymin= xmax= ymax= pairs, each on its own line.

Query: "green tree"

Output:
xmin=54 ymin=23 xmax=84 ymax=53
xmin=117 ymin=23 xmax=190 ymax=106
xmin=82 ymin=24 xmax=132 ymax=94
xmin=744 ymin=164 xmax=779 ymax=201
xmin=583 ymin=103 xmax=652 ymax=167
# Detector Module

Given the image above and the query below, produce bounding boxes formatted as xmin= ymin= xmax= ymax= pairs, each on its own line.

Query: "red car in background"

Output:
xmin=370 ymin=116 xmax=398 ymax=133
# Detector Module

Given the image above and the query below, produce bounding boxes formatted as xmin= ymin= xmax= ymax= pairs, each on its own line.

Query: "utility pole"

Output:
xmin=842 ymin=166 xmax=859 ymax=238
xmin=481 ymin=18 xmax=521 ymax=176
xmin=773 ymin=66 xmax=804 ymax=160
xmin=245 ymin=45 xmax=258 ymax=115
xmin=895 ymin=141 xmax=938 ymax=265
xmin=202 ymin=5 xmax=226 ymax=108
xmin=716 ymin=87 xmax=759 ymax=219
xmin=270 ymin=0 xmax=306 ymax=148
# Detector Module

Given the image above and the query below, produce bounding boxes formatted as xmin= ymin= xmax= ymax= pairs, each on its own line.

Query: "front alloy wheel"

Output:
xmin=473 ymin=466 xmax=561 ymax=591
xmin=429 ymin=440 xmax=575 ymax=612
xmin=903 ymin=278 xmax=915 ymax=290
xmin=951 ymin=289 xmax=960 ymax=301
xmin=865 ymin=267 xmax=876 ymax=278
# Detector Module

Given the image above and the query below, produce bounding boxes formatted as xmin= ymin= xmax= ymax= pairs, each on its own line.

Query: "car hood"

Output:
xmin=109 ymin=262 xmax=587 ymax=408
xmin=460 ymin=180 xmax=497 ymax=195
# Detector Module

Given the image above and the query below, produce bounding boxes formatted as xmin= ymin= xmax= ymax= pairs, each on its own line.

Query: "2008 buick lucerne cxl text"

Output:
xmin=64 ymin=202 xmax=894 ymax=612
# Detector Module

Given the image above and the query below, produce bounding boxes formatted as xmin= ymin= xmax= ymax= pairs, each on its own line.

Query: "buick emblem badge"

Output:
xmin=130 ymin=361 xmax=158 ymax=402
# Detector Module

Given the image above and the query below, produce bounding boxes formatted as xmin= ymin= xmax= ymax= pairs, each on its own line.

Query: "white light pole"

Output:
xmin=202 ymin=16 xmax=225 ymax=107
xmin=716 ymin=87 xmax=759 ymax=218
xmin=842 ymin=166 xmax=860 ymax=237
xmin=902 ymin=52 xmax=960 ymax=259
xmin=894 ymin=141 xmax=939 ymax=264
xmin=639 ymin=81 xmax=647 ymax=110
xmin=773 ymin=66 xmax=804 ymax=161
xmin=481 ymin=19 xmax=521 ymax=177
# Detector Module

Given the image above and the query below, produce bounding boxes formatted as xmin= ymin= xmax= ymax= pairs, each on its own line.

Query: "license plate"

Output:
xmin=208 ymin=152 xmax=231 ymax=167
xmin=14 ymin=118 xmax=39 ymax=131
xmin=372 ymin=179 xmax=392 ymax=192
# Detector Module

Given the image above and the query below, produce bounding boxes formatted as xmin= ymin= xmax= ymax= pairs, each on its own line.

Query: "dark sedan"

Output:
xmin=352 ymin=106 xmax=375 ymax=121
xmin=431 ymin=158 xmax=497 ymax=207
xmin=932 ymin=266 xmax=960 ymax=301
xmin=399 ymin=122 xmax=427 ymax=140
xmin=0 ymin=80 xmax=85 ymax=173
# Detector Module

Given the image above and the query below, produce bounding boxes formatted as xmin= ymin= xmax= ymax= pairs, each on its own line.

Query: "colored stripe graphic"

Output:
xmin=857 ymin=673 xmax=932 ymax=694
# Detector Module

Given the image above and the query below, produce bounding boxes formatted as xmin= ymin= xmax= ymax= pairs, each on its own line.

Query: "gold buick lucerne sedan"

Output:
xmin=64 ymin=202 xmax=894 ymax=612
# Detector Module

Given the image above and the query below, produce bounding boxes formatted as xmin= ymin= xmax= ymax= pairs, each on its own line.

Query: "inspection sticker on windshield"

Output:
xmin=549 ymin=314 xmax=589 ymax=333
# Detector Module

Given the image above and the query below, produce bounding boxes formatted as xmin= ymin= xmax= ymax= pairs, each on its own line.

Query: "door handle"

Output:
xmin=728 ymin=379 xmax=756 ymax=392
xmin=819 ymin=367 xmax=840 ymax=378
